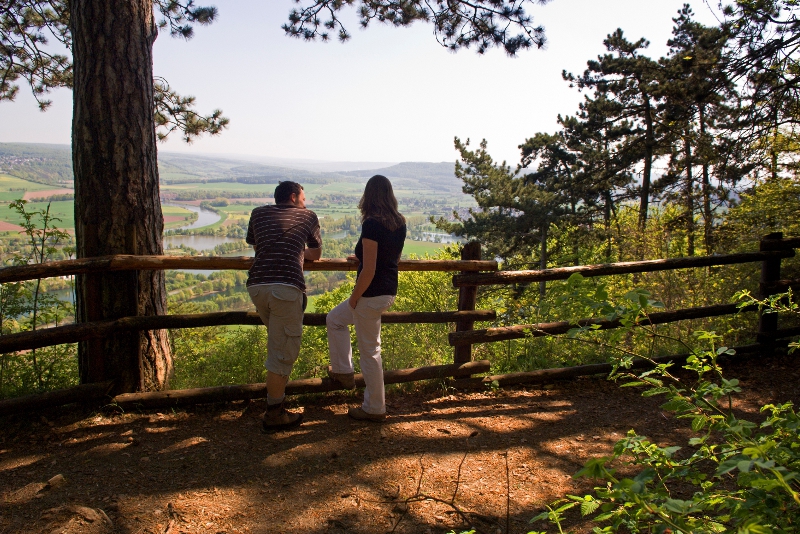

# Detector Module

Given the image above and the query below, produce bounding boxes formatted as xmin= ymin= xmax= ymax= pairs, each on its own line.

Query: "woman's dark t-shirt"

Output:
xmin=355 ymin=218 xmax=407 ymax=297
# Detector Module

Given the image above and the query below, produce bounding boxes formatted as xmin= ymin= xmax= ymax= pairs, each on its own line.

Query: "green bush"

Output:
xmin=530 ymin=290 xmax=800 ymax=534
xmin=170 ymin=324 xmax=267 ymax=388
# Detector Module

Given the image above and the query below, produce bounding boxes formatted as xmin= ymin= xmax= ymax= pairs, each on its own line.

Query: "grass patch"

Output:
xmin=0 ymin=199 xmax=74 ymax=229
xmin=0 ymin=174 xmax=53 ymax=192
xmin=402 ymin=240 xmax=447 ymax=257
xmin=161 ymin=182 xmax=276 ymax=194
xmin=163 ymin=204 xmax=197 ymax=229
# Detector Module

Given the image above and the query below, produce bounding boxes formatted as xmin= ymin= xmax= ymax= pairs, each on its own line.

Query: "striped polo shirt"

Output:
xmin=245 ymin=204 xmax=322 ymax=291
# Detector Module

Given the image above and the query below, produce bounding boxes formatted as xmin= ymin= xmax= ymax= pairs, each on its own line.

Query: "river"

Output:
xmin=165 ymin=203 xmax=221 ymax=230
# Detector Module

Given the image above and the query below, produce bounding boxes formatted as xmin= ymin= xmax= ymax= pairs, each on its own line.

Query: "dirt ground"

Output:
xmin=1 ymin=351 xmax=798 ymax=534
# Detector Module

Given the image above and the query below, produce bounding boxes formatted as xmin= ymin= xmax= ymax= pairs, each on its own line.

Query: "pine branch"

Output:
xmin=154 ymin=77 xmax=229 ymax=143
xmin=283 ymin=0 xmax=550 ymax=55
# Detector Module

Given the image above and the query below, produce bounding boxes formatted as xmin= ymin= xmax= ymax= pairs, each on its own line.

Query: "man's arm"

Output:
xmin=305 ymin=247 xmax=322 ymax=261
xmin=305 ymin=215 xmax=322 ymax=261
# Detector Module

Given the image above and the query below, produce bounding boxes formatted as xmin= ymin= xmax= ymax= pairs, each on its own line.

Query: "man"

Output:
xmin=246 ymin=181 xmax=322 ymax=431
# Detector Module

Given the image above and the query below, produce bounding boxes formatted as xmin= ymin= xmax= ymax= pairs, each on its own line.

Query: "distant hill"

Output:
xmin=0 ymin=143 xmax=460 ymax=189
xmin=0 ymin=143 xmax=73 ymax=186
xmin=342 ymin=162 xmax=455 ymax=180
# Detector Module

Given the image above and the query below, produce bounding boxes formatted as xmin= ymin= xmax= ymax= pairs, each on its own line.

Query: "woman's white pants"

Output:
xmin=326 ymin=295 xmax=395 ymax=415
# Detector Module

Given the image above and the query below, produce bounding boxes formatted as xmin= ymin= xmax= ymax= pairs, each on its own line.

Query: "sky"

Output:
xmin=0 ymin=0 xmax=723 ymax=168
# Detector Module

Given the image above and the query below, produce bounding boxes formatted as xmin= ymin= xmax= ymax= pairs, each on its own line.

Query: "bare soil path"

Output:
xmin=1 ymin=351 xmax=798 ymax=534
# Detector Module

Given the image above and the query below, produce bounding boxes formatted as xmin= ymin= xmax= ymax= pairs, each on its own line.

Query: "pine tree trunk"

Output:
xmin=639 ymin=96 xmax=654 ymax=234
xmin=603 ymin=189 xmax=613 ymax=261
xmin=71 ymin=0 xmax=172 ymax=394
xmin=699 ymin=106 xmax=713 ymax=254
xmin=539 ymin=223 xmax=548 ymax=297
xmin=684 ymin=135 xmax=695 ymax=256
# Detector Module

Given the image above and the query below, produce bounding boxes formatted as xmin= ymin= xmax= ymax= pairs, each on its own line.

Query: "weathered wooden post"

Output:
xmin=454 ymin=241 xmax=481 ymax=370
xmin=757 ymin=232 xmax=783 ymax=347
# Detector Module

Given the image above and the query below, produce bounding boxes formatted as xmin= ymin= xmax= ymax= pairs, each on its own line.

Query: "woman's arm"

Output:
xmin=349 ymin=238 xmax=377 ymax=309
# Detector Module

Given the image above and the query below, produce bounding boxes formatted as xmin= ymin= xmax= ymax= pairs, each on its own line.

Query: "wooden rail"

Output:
xmin=112 ymin=360 xmax=490 ymax=410
xmin=0 ymin=361 xmax=491 ymax=416
xmin=0 ymin=310 xmax=497 ymax=354
xmin=0 ymin=250 xmax=499 ymax=413
xmin=451 ymin=344 xmax=768 ymax=389
xmin=1 ymin=235 xmax=798 ymax=414
xmin=452 ymin=250 xmax=794 ymax=287
xmin=449 ymin=303 xmax=757 ymax=346
xmin=0 ymin=255 xmax=498 ymax=284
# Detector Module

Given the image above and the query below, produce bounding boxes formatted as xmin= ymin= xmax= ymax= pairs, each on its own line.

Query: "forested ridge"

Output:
xmin=0 ymin=143 xmax=460 ymax=189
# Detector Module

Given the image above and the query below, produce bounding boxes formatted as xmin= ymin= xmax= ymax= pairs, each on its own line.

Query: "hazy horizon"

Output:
xmin=0 ymin=1 xmax=723 ymax=166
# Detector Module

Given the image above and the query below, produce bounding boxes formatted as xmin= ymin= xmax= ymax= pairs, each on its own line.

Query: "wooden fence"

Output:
xmin=0 ymin=234 xmax=798 ymax=415
xmin=0 ymin=243 xmax=497 ymax=414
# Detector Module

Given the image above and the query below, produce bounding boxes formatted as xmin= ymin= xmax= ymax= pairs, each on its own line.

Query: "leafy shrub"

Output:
xmin=170 ymin=324 xmax=267 ymax=388
xmin=0 ymin=200 xmax=76 ymax=398
xmin=530 ymin=290 xmax=800 ymax=534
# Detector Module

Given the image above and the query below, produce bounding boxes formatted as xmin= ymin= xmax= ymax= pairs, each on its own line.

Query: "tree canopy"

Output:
xmin=438 ymin=2 xmax=800 ymax=269
xmin=1 ymin=0 xmax=227 ymax=138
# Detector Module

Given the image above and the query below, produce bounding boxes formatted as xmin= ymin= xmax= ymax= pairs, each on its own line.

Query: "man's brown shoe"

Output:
xmin=262 ymin=402 xmax=303 ymax=432
xmin=327 ymin=366 xmax=356 ymax=390
xmin=348 ymin=407 xmax=386 ymax=422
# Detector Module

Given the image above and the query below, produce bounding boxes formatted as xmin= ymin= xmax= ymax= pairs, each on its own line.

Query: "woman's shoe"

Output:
xmin=327 ymin=366 xmax=356 ymax=390
xmin=347 ymin=407 xmax=386 ymax=422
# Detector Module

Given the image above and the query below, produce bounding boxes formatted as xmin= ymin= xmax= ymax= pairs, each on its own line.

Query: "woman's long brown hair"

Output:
xmin=358 ymin=175 xmax=406 ymax=231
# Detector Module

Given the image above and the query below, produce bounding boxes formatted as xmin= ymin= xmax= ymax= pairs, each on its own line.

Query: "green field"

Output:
xmin=0 ymin=192 xmax=28 ymax=202
xmin=402 ymin=240 xmax=448 ymax=258
xmin=0 ymin=199 xmax=74 ymax=229
xmin=219 ymin=203 xmax=261 ymax=213
xmin=162 ymin=204 xmax=196 ymax=229
xmin=161 ymin=182 xmax=276 ymax=193
xmin=0 ymin=176 xmax=465 ymax=243
xmin=0 ymin=174 xmax=53 ymax=192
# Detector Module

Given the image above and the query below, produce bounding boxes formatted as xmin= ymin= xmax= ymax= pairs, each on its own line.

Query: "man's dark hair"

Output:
xmin=274 ymin=181 xmax=303 ymax=204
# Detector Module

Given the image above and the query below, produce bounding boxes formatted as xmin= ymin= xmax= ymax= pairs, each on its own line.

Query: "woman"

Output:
xmin=326 ymin=175 xmax=406 ymax=421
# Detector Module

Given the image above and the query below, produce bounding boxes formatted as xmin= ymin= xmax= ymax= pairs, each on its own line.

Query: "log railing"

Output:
xmin=0 ymin=255 xmax=497 ymax=284
xmin=0 ymin=248 xmax=499 ymax=415
xmin=1 ymin=234 xmax=799 ymax=415
xmin=448 ymin=233 xmax=799 ymax=389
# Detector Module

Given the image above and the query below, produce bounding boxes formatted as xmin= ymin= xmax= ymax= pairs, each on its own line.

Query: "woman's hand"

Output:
xmin=348 ymin=239 xmax=377 ymax=309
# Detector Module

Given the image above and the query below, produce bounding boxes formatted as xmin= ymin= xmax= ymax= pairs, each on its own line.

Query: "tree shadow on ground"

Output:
xmin=1 ymin=351 xmax=798 ymax=533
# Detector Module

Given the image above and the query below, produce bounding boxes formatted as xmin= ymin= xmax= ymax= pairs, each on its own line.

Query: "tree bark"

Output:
xmin=699 ymin=105 xmax=713 ymax=253
xmin=71 ymin=0 xmax=172 ymax=394
xmin=538 ymin=222 xmax=548 ymax=296
xmin=638 ymin=94 xmax=654 ymax=234
xmin=684 ymin=134 xmax=695 ymax=256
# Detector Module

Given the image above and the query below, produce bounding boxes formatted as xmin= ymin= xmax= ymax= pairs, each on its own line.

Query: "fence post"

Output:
xmin=757 ymin=232 xmax=783 ymax=347
xmin=454 ymin=241 xmax=481 ymax=369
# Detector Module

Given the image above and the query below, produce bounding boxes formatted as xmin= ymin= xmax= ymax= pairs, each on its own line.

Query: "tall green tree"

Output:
xmin=558 ymin=94 xmax=634 ymax=260
xmin=2 ymin=0 xmax=227 ymax=393
xmin=724 ymin=0 xmax=800 ymax=138
xmin=436 ymin=136 xmax=580 ymax=298
xmin=720 ymin=1 xmax=800 ymax=182
xmin=655 ymin=6 xmax=737 ymax=255
xmin=564 ymin=30 xmax=665 ymax=233
xmin=518 ymin=131 xmax=582 ymax=276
